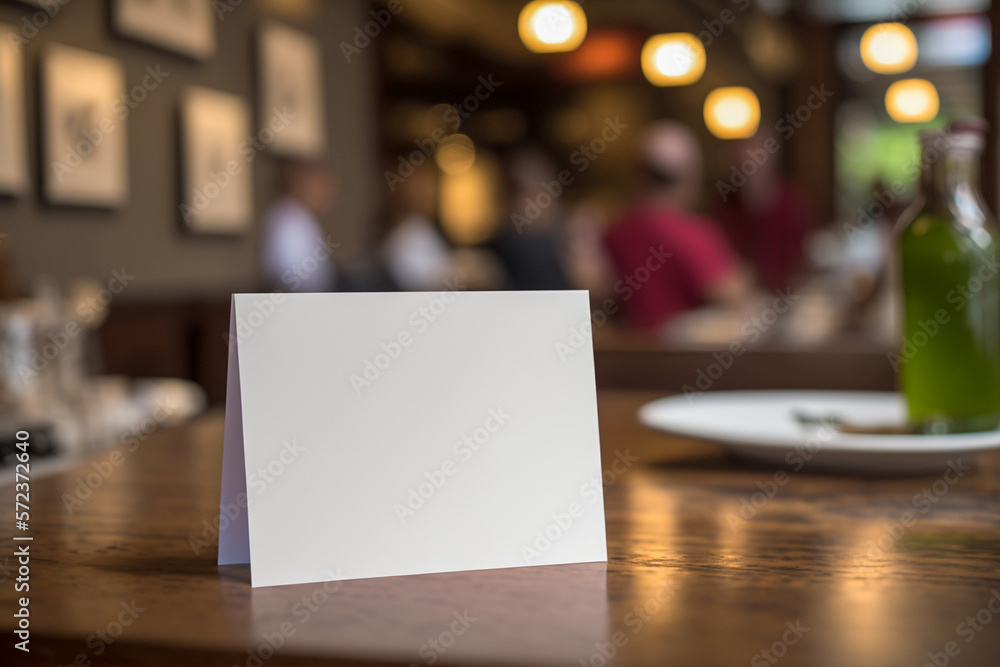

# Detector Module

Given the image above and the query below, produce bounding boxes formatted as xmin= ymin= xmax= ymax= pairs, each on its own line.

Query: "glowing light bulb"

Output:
xmin=518 ymin=1 xmax=587 ymax=53
xmin=641 ymin=33 xmax=705 ymax=86
xmin=885 ymin=78 xmax=939 ymax=123
xmin=861 ymin=23 xmax=918 ymax=74
xmin=703 ymin=87 xmax=760 ymax=139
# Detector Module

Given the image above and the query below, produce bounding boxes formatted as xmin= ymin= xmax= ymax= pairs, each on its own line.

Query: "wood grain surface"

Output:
xmin=1 ymin=389 xmax=998 ymax=666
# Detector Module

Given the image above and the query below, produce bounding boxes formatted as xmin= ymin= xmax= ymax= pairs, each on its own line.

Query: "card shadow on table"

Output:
xmin=237 ymin=561 xmax=611 ymax=664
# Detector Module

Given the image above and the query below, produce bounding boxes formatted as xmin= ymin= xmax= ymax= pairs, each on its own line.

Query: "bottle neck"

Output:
xmin=920 ymin=145 xmax=983 ymax=217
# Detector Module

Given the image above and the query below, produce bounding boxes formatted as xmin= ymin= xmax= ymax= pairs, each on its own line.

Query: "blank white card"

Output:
xmin=219 ymin=291 xmax=607 ymax=588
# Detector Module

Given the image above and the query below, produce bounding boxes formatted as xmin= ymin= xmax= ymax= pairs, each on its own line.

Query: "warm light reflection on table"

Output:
xmin=1 ymin=389 xmax=998 ymax=666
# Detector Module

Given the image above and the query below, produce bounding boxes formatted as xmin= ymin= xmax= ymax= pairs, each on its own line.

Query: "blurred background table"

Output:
xmin=1 ymin=389 xmax=999 ymax=667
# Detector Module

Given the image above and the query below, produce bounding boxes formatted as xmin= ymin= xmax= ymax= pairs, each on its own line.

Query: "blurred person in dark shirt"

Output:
xmin=487 ymin=145 xmax=572 ymax=291
xmin=713 ymin=129 xmax=814 ymax=292
xmin=603 ymin=121 xmax=754 ymax=333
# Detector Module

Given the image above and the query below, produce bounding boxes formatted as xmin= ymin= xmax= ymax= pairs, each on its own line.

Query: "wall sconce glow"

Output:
xmin=518 ymin=1 xmax=587 ymax=53
xmin=885 ymin=78 xmax=939 ymax=123
xmin=641 ymin=33 xmax=706 ymax=86
xmin=440 ymin=152 xmax=501 ymax=245
xmin=860 ymin=22 xmax=918 ymax=74
xmin=703 ymin=87 xmax=760 ymax=139
xmin=435 ymin=134 xmax=476 ymax=174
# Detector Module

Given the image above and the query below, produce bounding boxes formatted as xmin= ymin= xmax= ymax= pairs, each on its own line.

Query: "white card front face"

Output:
xmin=221 ymin=291 xmax=606 ymax=588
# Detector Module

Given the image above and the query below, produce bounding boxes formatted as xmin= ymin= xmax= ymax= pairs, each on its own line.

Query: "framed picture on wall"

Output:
xmin=180 ymin=86 xmax=252 ymax=234
xmin=41 ymin=44 xmax=128 ymax=208
xmin=258 ymin=21 xmax=326 ymax=158
xmin=113 ymin=0 xmax=215 ymax=60
xmin=0 ymin=23 xmax=28 ymax=195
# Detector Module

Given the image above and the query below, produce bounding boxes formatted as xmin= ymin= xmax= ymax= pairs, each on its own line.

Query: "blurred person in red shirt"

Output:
xmin=603 ymin=121 xmax=754 ymax=333
xmin=713 ymin=129 xmax=814 ymax=292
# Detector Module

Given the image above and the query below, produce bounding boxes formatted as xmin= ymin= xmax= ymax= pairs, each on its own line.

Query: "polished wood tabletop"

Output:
xmin=2 ymin=389 xmax=999 ymax=666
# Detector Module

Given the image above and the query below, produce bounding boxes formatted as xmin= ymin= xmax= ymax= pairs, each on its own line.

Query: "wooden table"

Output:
xmin=2 ymin=389 xmax=999 ymax=666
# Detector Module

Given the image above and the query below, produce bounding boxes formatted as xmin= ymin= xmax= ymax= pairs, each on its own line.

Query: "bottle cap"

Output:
xmin=948 ymin=117 xmax=989 ymax=135
xmin=919 ymin=117 xmax=988 ymax=152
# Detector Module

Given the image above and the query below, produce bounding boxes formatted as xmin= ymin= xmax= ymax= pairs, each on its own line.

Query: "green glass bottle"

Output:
xmin=896 ymin=119 xmax=1000 ymax=433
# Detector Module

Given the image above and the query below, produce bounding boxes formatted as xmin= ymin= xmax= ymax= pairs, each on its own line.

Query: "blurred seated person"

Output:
xmin=381 ymin=162 xmax=453 ymax=290
xmin=603 ymin=121 xmax=756 ymax=337
xmin=486 ymin=145 xmax=572 ymax=290
xmin=260 ymin=160 xmax=338 ymax=292
xmin=713 ymin=129 xmax=814 ymax=292
xmin=381 ymin=161 xmax=500 ymax=291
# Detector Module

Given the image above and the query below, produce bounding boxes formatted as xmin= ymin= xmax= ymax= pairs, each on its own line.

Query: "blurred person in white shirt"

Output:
xmin=260 ymin=160 xmax=338 ymax=292
xmin=380 ymin=162 xmax=453 ymax=291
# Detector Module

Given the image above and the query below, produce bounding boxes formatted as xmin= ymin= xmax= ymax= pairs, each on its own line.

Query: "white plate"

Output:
xmin=638 ymin=391 xmax=1000 ymax=474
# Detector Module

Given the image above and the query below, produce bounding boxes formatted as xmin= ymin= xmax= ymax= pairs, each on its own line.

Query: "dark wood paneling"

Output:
xmin=100 ymin=299 xmax=230 ymax=404
xmin=595 ymin=348 xmax=897 ymax=392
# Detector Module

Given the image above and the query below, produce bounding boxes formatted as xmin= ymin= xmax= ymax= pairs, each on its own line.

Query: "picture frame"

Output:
xmin=179 ymin=86 xmax=253 ymax=235
xmin=0 ymin=22 xmax=28 ymax=196
xmin=41 ymin=44 xmax=128 ymax=208
xmin=113 ymin=0 xmax=215 ymax=61
xmin=258 ymin=21 xmax=326 ymax=158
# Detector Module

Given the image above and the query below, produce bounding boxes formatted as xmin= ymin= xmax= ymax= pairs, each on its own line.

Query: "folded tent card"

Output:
xmin=219 ymin=291 xmax=607 ymax=587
